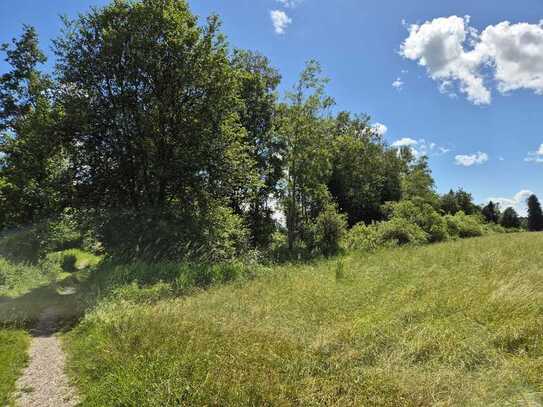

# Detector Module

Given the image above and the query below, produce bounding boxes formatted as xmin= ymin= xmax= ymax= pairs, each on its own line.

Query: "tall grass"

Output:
xmin=67 ymin=233 xmax=543 ymax=406
xmin=0 ymin=330 xmax=29 ymax=405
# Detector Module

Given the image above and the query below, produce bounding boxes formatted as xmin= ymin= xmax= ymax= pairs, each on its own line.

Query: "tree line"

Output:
xmin=0 ymin=0 xmax=541 ymax=262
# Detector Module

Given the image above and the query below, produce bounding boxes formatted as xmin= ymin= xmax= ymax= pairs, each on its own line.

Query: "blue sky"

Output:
xmin=1 ymin=0 xmax=542 ymax=214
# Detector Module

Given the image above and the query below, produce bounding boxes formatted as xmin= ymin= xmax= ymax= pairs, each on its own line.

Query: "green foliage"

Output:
xmin=527 ymin=194 xmax=543 ymax=232
xmin=0 ymin=26 xmax=65 ymax=228
xmin=440 ymin=189 xmax=478 ymax=216
xmin=401 ymin=156 xmax=439 ymax=206
xmin=312 ymin=204 xmax=347 ymax=256
xmin=328 ymin=112 xmax=402 ymax=226
xmin=376 ymin=217 xmax=428 ymax=246
xmin=0 ymin=227 xmax=41 ymax=263
xmin=482 ymin=201 xmax=501 ymax=224
xmin=445 ymin=211 xmax=484 ymax=238
xmin=279 ymin=60 xmax=334 ymax=251
xmin=0 ymin=329 xmax=29 ymax=405
xmin=500 ymin=207 xmax=521 ymax=229
xmin=231 ymin=50 xmax=283 ymax=248
xmin=0 ymin=257 xmax=48 ymax=297
xmin=386 ymin=199 xmax=448 ymax=242
xmin=54 ymin=0 xmax=257 ymax=260
xmin=345 ymin=222 xmax=382 ymax=252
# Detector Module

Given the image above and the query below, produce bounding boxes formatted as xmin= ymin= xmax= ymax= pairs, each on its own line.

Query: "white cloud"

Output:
xmin=270 ymin=10 xmax=292 ymax=35
xmin=392 ymin=137 xmax=417 ymax=147
xmin=488 ymin=189 xmax=533 ymax=216
xmin=525 ymin=143 xmax=543 ymax=163
xmin=479 ymin=21 xmax=543 ymax=95
xmin=392 ymin=138 xmax=450 ymax=158
xmin=392 ymin=77 xmax=404 ymax=90
xmin=455 ymin=151 xmax=488 ymax=166
xmin=372 ymin=122 xmax=388 ymax=136
xmin=400 ymin=16 xmax=543 ymax=104
xmin=276 ymin=0 xmax=303 ymax=8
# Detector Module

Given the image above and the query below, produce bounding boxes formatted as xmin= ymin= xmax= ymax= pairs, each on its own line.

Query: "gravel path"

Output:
xmin=14 ymin=306 xmax=79 ymax=407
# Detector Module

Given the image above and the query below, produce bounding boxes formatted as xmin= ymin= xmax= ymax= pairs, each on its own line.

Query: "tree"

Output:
xmin=401 ymin=155 xmax=439 ymax=206
xmin=527 ymin=194 xmax=543 ymax=232
xmin=54 ymin=0 xmax=257 ymax=258
xmin=455 ymin=189 xmax=478 ymax=215
xmin=482 ymin=201 xmax=500 ymax=224
xmin=230 ymin=50 xmax=283 ymax=247
xmin=500 ymin=207 xmax=520 ymax=229
xmin=277 ymin=60 xmax=334 ymax=250
xmin=0 ymin=26 xmax=64 ymax=228
xmin=328 ymin=112 xmax=402 ymax=226
xmin=440 ymin=190 xmax=459 ymax=215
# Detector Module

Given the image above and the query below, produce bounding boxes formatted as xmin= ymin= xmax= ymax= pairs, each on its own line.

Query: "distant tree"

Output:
xmin=440 ymin=190 xmax=459 ymax=215
xmin=527 ymin=194 xmax=543 ymax=231
xmin=500 ymin=207 xmax=520 ymax=229
xmin=482 ymin=201 xmax=500 ymax=224
xmin=401 ymin=155 xmax=439 ymax=207
xmin=455 ymin=189 xmax=478 ymax=215
xmin=327 ymin=112 xmax=402 ymax=226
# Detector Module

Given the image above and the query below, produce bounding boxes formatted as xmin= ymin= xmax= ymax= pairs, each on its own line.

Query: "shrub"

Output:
xmin=97 ymin=205 xmax=249 ymax=262
xmin=0 ymin=228 xmax=41 ymax=264
xmin=445 ymin=212 xmax=484 ymax=238
xmin=313 ymin=204 xmax=347 ymax=256
xmin=345 ymin=222 xmax=381 ymax=252
xmin=376 ymin=217 xmax=428 ymax=246
xmin=387 ymin=200 xmax=449 ymax=243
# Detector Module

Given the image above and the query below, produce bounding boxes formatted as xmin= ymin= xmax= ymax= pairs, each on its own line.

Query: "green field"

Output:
xmin=66 ymin=233 xmax=543 ymax=406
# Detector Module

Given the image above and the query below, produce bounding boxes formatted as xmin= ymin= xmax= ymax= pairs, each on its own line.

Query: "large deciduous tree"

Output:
xmin=54 ymin=0 xmax=257 ymax=258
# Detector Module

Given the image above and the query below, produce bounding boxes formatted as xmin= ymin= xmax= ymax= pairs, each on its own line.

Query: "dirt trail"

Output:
xmin=14 ymin=306 xmax=80 ymax=407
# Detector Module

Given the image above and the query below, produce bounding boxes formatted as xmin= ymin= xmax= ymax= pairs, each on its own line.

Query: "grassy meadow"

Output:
xmin=65 ymin=232 xmax=543 ymax=406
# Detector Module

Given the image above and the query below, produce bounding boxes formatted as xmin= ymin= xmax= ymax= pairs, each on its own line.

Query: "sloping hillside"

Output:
xmin=67 ymin=233 xmax=543 ymax=406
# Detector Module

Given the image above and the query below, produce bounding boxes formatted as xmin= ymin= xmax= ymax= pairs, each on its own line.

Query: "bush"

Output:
xmin=96 ymin=205 xmax=249 ymax=262
xmin=313 ymin=204 xmax=347 ymax=256
xmin=386 ymin=200 xmax=449 ymax=243
xmin=376 ymin=217 xmax=428 ymax=246
xmin=345 ymin=222 xmax=381 ymax=252
xmin=0 ymin=228 xmax=41 ymax=264
xmin=445 ymin=212 xmax=484 ymax=238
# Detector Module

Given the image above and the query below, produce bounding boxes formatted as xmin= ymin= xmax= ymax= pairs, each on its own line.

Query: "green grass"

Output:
xmin=65 ymin=232 xmax=543 ymax=406
xmin=0 ymin=329 xmax=29 ymax=405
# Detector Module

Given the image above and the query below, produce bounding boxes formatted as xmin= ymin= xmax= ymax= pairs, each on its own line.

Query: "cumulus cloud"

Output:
xmin=372 ymin=122 xmax=388 ymax=136
xmin=525 ymin=143 xmax=543 ymax=163
xmin=488 ymin=190 xmax=533 ymax=216
xmin=392 ymin=77 xmax=404 ymax=90
xmin=400 ymin=16 xmax=543 ymax=104
xmin=455 ymin=152 xmax=488 ymax=166
xmin=270 ymin=10 xmax=292 ymax=34
xmin=392 ymin=138 xmax=450 ymax=158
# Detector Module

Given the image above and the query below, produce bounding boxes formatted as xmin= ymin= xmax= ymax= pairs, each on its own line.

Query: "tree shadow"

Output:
xmin=0 ymin=278 xmax=85 ymax=336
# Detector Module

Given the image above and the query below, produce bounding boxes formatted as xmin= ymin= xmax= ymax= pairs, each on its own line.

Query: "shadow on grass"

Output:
xmin=0 ymin=275 xmax=86 ymax=336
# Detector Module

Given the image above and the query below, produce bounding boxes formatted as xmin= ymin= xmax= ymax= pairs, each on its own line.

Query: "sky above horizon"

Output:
xmin=1 ymin=0 xmax=542 ymax=215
